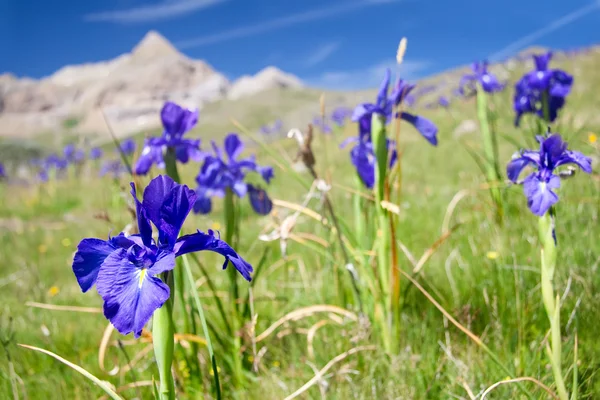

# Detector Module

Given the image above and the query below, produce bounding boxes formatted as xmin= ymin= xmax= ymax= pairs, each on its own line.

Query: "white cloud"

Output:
xmin=84 ymin=0 xmax=226 ymax=23
xmin=304 ymin=59 xmax=431 ymax=90
xmin=176 ymin=0 xmax=403 ymax=48
xmin=304 ymin=42 xmax=341 ymax=67
xmin=489 ymin=1 xmax=600 ymax=60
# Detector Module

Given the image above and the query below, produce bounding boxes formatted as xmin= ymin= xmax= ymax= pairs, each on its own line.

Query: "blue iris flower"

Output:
xmin=351 ymin=68 xmax=438 ymax=145
xmin=459 ymin=61 xmax=505 ymax=95
xmin=100 ymin=159 xmax=128 ymax=179
xmin=513 ymin=52 xmax=573 ymax=126
xmin=72 ymin=175 xmax=253 ymax=337
xmin=134 ymin=102 xmax=205 ymax=175
xmin=90 ymin=147 xmax=104 ymax=160
xmin=193 ymin=133 xmax=274 ymax=215
xmin=507 ymin=133 xmax=591 ymax=216
xmin=119 ymin=139 xmax=137 ymax=156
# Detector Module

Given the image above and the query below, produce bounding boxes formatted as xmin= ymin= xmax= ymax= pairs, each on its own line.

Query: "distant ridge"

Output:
xmin=0 ymin=30 xmax=304 ymax=137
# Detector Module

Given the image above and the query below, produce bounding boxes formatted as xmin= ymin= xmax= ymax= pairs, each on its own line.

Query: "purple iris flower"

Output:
xmin=331 ymin=107 xmax=352 ymax=127
xmin=194 ymin=134 xmax=273 ymax=215
xmin=0 ymin=163 xmax=6 ymax=179
xmin=459 ymin=61 xmax=505 ymax=95
xmin=72 ymin=175 xmax=253 ymax=337
xmin=90 ymin=147 xmax=103 ymax=160
xmin=38 ymin=168 xmax=49 ymax=183
xmin=513 ymin=52 xmax=573 ymax=126
xmin=340 ymin=123 xmax=398 ymax=189
xmin=351 ymin=68 xmax=438 ymax=146
xmin=259 ymin=120 xmax=283 ymax=136
xmin=507 ymin=133 xmax=591 ymax=216
xmin=100 ymin=160 xmax=127 ymax=179
xmin=272 ymin=119 xmax=283 ymax=133
xmin=438 ymin=96 xmax=450 ymax=108
xmin=120 ymin=138 xmax=137 ymax=156
xmin=313 ymin=117 xmax=332 ymax=134
xmin=63 ymin=144 xmax=76 ymax=161
xmin=134 ymin=102 xmax=205 ymax=175
xmin=45 ymin=154 xmax=68 ymax=171
xmin=73 ymin=149 xmax=86 ymax=164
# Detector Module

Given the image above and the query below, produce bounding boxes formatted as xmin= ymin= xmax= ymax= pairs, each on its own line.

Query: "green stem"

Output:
xmin=539 ymin=213 xmax=569 ymax=400
xmin=371 ymin=112 xmax=394 ymax=353
xmin=182 ymin=255 xmax=222 ymax=400
xmin=224 ymin=189 xmax=244 ymax=387
xmin=153 ymin=271 xmax=176 ymax=400
xmin=541 ymin=90 xmax=551 ymax=124
xmin=163 ymin=148 xmax=194 ymax=368
xmin=476 ymin=84 xmax=504 ymax=225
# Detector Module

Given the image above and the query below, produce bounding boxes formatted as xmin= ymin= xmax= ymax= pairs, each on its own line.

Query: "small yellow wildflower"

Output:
xmin=48 ymin=286 xmax=60 ymax=297
xmin=272 ymin=361 xmax=280 ymax=368
xmin=61 ymin=238 xmax=72 ymax=247
xmin=38 ymin=244 xmax=48 ymax=254
xmin=486 ymin=251 xmax=499 ymax=260
xmin=589 ymin=132 xmax=597 ymax=144
xmin=208 ymin=366 xmax=222 ymax=376
xmin=247 ymin=355 xmax=254 ymax=362
xmin=211 ymin=221 xmax=221 ymax=231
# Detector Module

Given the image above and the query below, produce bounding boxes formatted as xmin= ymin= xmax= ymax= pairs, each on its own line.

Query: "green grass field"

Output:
xmin=1 ymin=49 xmax=600 ymax=399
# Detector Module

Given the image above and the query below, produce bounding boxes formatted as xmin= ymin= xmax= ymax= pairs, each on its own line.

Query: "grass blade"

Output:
xmin=182 ymin=255 xmax=222 ymax=400
xmin=18 ymin=344 xmax=123 ymax=400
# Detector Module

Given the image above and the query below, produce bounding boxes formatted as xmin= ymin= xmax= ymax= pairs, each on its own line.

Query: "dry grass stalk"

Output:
xmin=283 ymin=345 xmax=377 ymax=400
xmin=256 ymin=305 xmax=357 ymax=343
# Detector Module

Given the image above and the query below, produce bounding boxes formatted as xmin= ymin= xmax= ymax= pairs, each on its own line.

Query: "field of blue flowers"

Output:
xmin=1 ymin=47 xmax=600 ymax=399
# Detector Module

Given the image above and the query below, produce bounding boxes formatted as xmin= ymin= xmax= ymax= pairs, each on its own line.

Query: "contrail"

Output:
xmin=176 ymin=0 xmax=401 ymax=49
xmin=489 ymin=1 xmax=600 ymax=60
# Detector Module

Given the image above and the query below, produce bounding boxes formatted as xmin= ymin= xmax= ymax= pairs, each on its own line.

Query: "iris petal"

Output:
xmin=73 ymin=239 xmax=117 ymax=292
xmin=96 ymin=249 xmax=170 ymax=338
xmin=174 ymin=230 xmax=253 ymax=281
xmin=130 ymin=182 xmax=153 ymax=247
xmin=399 ymin=112 xmax=438 ymax=146
xmin=161 ymin=102 xmax=198 ymax=138
xmin=224 ymin=134 xmax=244 ymax=161
xmin=523 ymin=174 xmax=560 ymax=216
xmin=248 ymin=184 xmax=273 ymax=215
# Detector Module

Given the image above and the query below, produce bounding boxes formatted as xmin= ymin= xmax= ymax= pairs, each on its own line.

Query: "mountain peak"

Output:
xmin=131 ymin=30 xmax=180 ymax=63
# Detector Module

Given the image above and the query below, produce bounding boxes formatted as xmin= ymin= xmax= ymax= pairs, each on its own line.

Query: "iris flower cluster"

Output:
xmin=36 ymin=154 xmax=68 ymax=182
xmin=100 ymin=159 xmax=128 ymax=179
xmin=459 ymin=61 xmax=505 ymax=96
xmin=193 ymin=133 xmax=274 ymax=215
xmin=507 ymin=132 xmax=591 ymax=216
xmin=72 ymin=175 xmax=253 ymax=337
xmin=63 ymin=143 xmax=86 ymax=165
xmin=330 ymin=106 xmax=353 ymax=127
xmin=260 ymin=120 xmax=283 ymax=135
xmin=513 ymin=52 xmax=573 ymax=126
xmin=342 ymin=68 xmax=438 ymax=188
xmin=134 ymin=102 xmax=205 ymax=175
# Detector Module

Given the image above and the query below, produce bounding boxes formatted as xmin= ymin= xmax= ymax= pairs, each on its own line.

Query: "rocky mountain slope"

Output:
xmin=0 ymin=31 xmax=303 ymax=138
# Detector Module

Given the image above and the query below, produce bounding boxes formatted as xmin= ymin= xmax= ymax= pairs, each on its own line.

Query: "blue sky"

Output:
xmin=2 ymin=0 xmax=599 ymax=90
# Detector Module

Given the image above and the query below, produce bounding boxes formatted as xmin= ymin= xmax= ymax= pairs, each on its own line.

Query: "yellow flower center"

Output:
xmin=138 ymin=268 xmax=148 ymax=288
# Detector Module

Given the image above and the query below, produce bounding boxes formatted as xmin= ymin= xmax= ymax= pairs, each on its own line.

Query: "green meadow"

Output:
xmin=1 ymin=48 xmax=600 ymax=399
